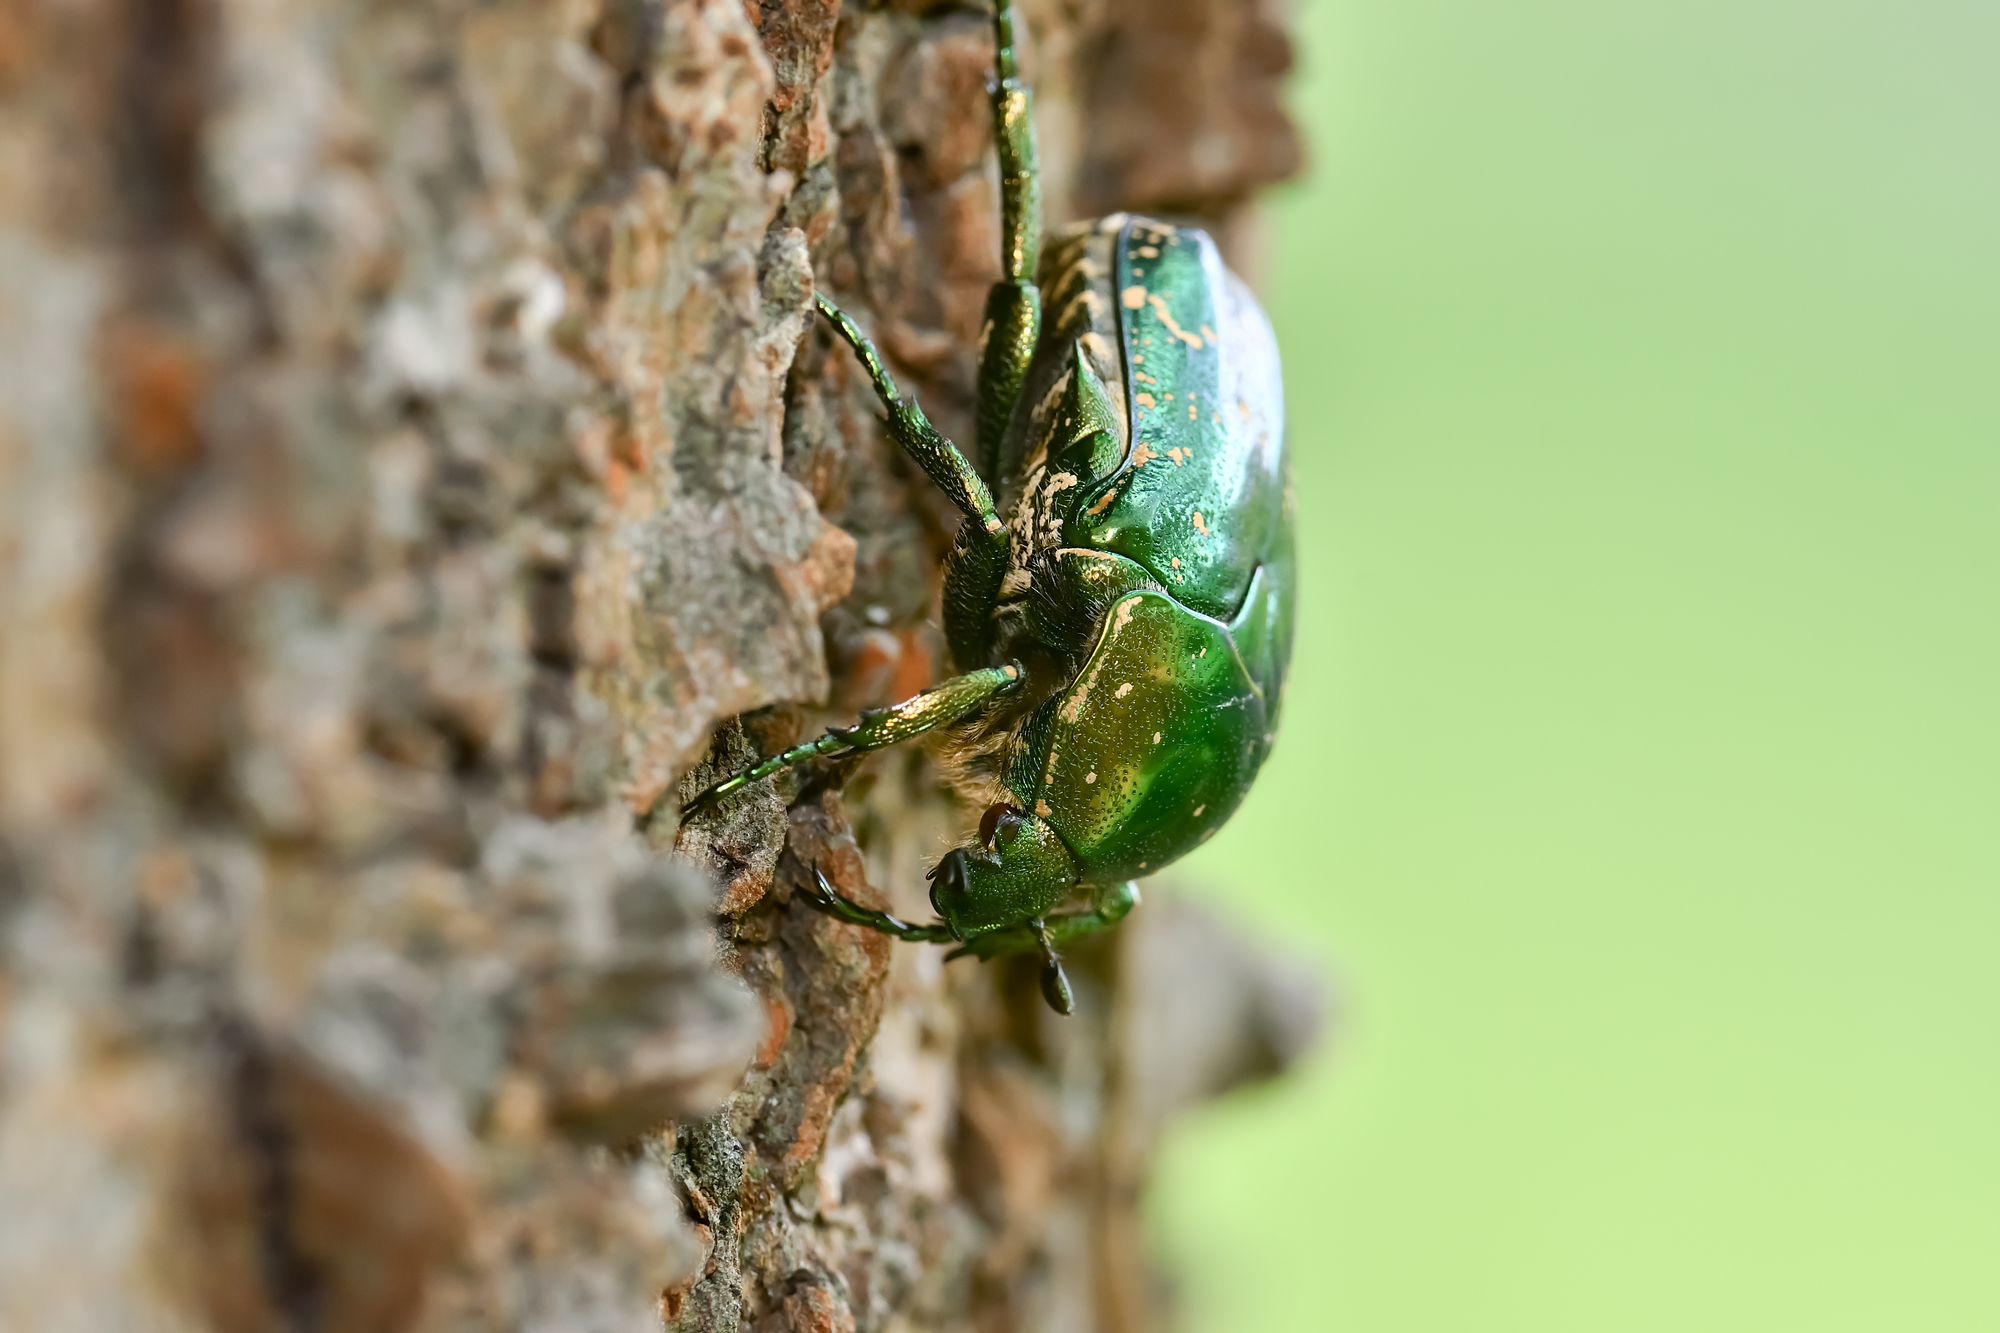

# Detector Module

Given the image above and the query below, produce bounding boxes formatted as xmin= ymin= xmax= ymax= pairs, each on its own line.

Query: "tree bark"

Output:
xmin=0 ymin=1 xmax=1316 ymax=1330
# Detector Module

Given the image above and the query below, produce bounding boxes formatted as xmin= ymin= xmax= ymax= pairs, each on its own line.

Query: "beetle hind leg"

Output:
xmin=975 ymin=0 xmax=1043 ymax=481
xmin=989 ymin=0 xmax=1040 ymax=291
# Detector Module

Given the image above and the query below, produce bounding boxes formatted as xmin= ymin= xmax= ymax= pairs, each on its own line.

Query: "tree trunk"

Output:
xmin=0 ymin=1 xmax=1316 ymax=1330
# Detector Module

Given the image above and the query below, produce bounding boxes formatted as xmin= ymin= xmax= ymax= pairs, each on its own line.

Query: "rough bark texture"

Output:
xmin=0 ymin=1 xmax=1313 ymax=1330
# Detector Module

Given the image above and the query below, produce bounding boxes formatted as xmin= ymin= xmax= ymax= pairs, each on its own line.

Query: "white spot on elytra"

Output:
xmin=1115 ymin=682 xmax=1133 ymax=699
xmin=1152 ymin=732 xmax=1162 ymax=744
xmin=1193 ymin=804 xmax=1205 ymax=817
xmin=1085 ymin=771 xmax=1097 ymax=784
xmin=1146 ymin=293 xmax=1204 ymax=348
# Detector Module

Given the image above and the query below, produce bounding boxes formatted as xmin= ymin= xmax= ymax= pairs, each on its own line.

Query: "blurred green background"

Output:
xmin=1153 ymin=0 xmax=2000 ymax=1328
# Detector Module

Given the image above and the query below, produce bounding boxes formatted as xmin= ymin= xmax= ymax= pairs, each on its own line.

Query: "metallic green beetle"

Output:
xmin=687 ymin=0 xmax=1294 ymax=1013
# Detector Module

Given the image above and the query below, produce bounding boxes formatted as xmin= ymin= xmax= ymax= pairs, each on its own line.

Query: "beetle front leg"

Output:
xmin=797 ymin=864 xmax=956 ymax=943
xmin=947 ymin=880 xmax=1141 ymax=962
xmin=682 ymin=662 xmax=1023 ymax=815
xmin=1045 ymin=880 xmax=1140 ymax=950
xmin=945 ymin=883 xmax=1139 ymax=1014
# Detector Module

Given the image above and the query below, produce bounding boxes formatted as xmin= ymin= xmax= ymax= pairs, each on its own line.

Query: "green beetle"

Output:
xmin=687 ymin=0 xmax=1294 ymax=1013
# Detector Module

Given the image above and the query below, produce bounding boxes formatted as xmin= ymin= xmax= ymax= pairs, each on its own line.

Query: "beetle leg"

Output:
xmin=815 ymin=293 xmax=1008 ymax=544
xmin=796 ymin=864 xmax=957 ymax=943
xmin=975 ymin=286 xmax=1040 ymax=485
xmin=1048 ymin=880 xmax=1140 ymax=948
xmin=681 ymin=662 xmax=1024 ymax=816
xmin=974 ymin=0 xmax=1043 ymax=481
xmin=990 ymin=0 xmax=1039 ymax=289
xmin=945 ymin=881 xmax=1141 ymax=962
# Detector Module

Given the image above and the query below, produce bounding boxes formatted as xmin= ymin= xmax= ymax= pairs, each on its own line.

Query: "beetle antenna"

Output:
xmin=1027 ymin=918 xmax=1074 ymax=1015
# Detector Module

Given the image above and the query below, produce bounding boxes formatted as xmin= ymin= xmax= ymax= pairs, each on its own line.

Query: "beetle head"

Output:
xmin=928 ymin=804 xmax=1079 ymax=939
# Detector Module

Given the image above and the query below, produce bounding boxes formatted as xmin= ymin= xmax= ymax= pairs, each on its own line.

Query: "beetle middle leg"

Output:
xmin=814 ymin=293 xmax=1007 ymax=545
xmin=814 ymin=293 xmax=1015 ymax=666
xmin=683 ymin=662 xmax=1023 ymax=815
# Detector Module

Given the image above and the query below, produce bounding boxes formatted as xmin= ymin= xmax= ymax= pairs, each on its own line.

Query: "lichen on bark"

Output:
xmin=0 ymin=0 xmax=1315 ymax=1330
